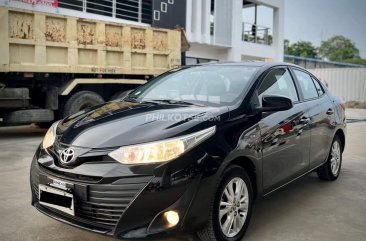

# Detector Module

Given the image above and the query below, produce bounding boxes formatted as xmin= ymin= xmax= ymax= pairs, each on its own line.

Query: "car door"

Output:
xmin=254 ymin=67 xmax=311 ymax=193
xmin=291 ymin=68 xmax=335 ymax=169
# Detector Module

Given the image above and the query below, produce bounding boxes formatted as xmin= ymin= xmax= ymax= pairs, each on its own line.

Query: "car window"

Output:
xmin=129 ymin=65 xmax=258 ymax=106
xmin=312 ymin=77 xmax=325 ymax=96
xmin=257 ymin=68 xmax=299 ymax=105
xmin=293 ymin=69 xmax=319 ymax=100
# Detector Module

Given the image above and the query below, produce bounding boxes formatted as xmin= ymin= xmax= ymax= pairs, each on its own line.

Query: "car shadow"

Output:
xmin=160 ymin=173 xmax=328 ymax=241
xmin=243 ymin=173 xmax=330 ymax=240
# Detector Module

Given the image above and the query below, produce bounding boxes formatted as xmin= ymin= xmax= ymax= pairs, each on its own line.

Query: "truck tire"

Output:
xmin=110 ymin=90 xmax=133 ymax=101
xmin=61 ymin=91 xmax=104 ymax=118
xmin=3 ymin=109 xmax=54 ymax=125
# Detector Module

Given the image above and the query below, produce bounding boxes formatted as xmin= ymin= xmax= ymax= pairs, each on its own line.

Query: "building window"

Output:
xmin=116 ymin=0 xmax=139 ymax=21
xmin=141 ymin=0 xmax=153 ymax=24
xmin=58 ymin=0 xmax=83 ymax=11
xmin=58 ymin=0 xmax=152 ymax=24
xmin=87 ymin=0 xmax=113 ymax=17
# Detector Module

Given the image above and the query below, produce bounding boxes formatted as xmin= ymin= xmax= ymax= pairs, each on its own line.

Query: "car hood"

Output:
xmin=56 ymin=100 xmax=229 ymax=149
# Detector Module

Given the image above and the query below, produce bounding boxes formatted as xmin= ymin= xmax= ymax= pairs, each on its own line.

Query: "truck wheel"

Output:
xmin=3 ymin=109 xmax=54 ymax=126
xmin=110 ymin=90 xmax=133 ymax=101
xmin=61 ymin=91 xmax=104 ymax=118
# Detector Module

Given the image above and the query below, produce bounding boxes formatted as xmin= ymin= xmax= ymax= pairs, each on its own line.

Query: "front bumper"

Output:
xmin=30 ymin=147 xmax=206 ymax=239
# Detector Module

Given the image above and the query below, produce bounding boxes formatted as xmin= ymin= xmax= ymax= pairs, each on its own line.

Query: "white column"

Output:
xmin=201 ymin=0 xmax=211 ymax=44
xmin=186 ymin=0 xmax=193 ymax=36
xmin=214 ymin=0 xmax=230 ymax=45
xmin=272 ymin=2 xmax=284 ymax=61
xmin=190 ymin=0 xmax=202 ymax=42
xmin=227 ymin=0 xmax=243 ymax=61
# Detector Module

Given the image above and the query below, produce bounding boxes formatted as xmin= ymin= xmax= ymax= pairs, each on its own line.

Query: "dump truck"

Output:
xmin=0 ymin=6 xmax=184 ymax=126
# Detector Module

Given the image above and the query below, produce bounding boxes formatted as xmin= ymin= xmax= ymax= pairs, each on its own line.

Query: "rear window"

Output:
xmin=312 ymin=77 xmax=325 ymax=96
xmin=293 ymin=69 xmax=319 ymax=100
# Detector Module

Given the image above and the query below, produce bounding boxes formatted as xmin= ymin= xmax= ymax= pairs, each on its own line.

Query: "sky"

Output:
xmin=244 ymin=0 xmax=366 ymax=58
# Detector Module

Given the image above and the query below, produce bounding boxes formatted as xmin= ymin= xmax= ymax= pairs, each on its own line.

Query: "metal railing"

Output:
xmin=242 ymin=22 xmax=272 ymax=45
xmin=58 ymin=0 xmax=152 ymax=24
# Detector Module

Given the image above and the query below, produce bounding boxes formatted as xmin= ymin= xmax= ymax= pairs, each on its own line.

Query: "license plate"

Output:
xmin=49 ymin=178 xmax=69 ymax=191
xmin=39 ymin=184 xmax=74 ymax=216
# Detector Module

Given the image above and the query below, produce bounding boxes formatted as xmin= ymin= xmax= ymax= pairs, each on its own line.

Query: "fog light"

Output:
xmin=164 ymin=211 xmax=179 ymax=226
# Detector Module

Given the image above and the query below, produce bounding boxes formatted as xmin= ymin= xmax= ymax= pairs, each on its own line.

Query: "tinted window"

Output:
xmin=129 ymin=66 xmax=258 ymax=107
xmin=257 ymin=68 xmax=299 ymax=104
xmin=293 ymin=69 xmax=319 ymax=100
xmin=312 ymin=77 xmax=325 ymax=96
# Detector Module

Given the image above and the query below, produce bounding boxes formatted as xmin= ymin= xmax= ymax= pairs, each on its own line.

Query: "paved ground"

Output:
xmin=0 ymin=110 xmax=366 ymax=241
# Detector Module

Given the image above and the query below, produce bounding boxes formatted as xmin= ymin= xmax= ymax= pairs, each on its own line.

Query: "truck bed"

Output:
xmin=0 ymin=7 xmax=181 ymax=76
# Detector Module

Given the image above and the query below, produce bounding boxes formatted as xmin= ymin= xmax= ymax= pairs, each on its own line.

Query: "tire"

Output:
xmin=197 ymin=165 xmax=253 ymax=241
xmin=3 ymin=109 xmax=54 ymax=125
xmin=317 ymin=135 xmax=343 ymax=181
xmin=110 ymin=90 xmax=133 ymax=101
xmin=61 ymin=91 xmax=104 ymax=118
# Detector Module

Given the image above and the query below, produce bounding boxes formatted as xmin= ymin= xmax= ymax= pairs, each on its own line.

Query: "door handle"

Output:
xmin=300 ymin=117 xmax=310 ymax=124
xmin=326 ymin=108 xmax=334 ymax=115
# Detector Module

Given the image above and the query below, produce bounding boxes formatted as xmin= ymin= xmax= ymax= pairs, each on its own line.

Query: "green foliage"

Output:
xmin=319 ymin=35 xmax=360 ymax=61
xmin=343 ymin=58 xmax=366 ymax=66
xmin=286 ymin=41 xmax=318 ymax=58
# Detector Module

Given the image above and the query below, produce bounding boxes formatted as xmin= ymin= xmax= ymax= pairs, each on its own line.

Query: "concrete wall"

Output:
xmin=186 ymin=43 xmax=228 ymax=61
xmin=309 ymin=68 xmax=366 ymax=102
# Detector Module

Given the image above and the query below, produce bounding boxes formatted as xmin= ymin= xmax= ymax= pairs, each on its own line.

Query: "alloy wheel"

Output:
xmin=219 ymin=177 xmax=249 ymax=238
xmin=330 ymin=141 xmax=341 ymax=175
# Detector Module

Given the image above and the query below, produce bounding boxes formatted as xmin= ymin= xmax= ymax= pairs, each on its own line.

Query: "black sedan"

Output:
xmin=30 ymin=62 xmax=346 ymax=241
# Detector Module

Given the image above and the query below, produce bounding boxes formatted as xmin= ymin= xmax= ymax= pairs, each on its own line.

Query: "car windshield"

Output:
xmin=127 ymin=65 xmax=258 ymax=107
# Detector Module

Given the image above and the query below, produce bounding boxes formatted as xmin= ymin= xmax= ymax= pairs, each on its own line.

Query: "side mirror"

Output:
xmin=257 ymin=95 xmax=293 ymax=112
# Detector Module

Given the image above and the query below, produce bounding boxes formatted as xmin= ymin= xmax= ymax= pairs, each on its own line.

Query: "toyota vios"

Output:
xmin=30 ymin=62 xmax=346 ymax=241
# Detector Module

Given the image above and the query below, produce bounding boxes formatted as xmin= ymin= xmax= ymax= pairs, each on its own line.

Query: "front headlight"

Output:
xmin=108 ymin=126 xmax=216 ymax=165
xmin=42 ymin=121 xmax=60 ymax=149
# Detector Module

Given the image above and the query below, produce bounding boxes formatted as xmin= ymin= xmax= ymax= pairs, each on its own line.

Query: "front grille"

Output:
xmin=75 ymin=182 xmax=148 ymax=228
xmin=30 ymin=159 xmax=151 ymax=229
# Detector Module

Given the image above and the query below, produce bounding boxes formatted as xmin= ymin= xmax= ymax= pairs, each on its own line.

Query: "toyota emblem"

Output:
xmin=59 ymin=148 xmax=75 ymax=164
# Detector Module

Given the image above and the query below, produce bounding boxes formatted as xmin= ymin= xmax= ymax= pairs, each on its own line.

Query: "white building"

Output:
xmin=185 ymin=0 xmax=285 ymax=64
xmin=1 ymin=0 xmax=284 ymax=64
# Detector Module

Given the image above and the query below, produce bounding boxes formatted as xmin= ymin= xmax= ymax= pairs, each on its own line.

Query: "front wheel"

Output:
xmin=317 ymin=135 xmax=343 ymax=181
xmin=197 ymin=165 xmax=253 ymax=241
xmin=61 ymin=91 xmax=104 ymax=118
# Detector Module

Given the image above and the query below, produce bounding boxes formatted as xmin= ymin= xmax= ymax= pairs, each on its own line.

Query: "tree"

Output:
xmin=286 ymin=41 xmax=318 ymax=58
xmin=319 ymin=35 xmax=360 ymax=61
xmin=343 ymin=58 xmax=366 ymax=66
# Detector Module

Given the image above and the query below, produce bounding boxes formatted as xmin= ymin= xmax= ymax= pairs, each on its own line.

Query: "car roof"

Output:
xmin=188 ymin=61 xmax=301 ymax=69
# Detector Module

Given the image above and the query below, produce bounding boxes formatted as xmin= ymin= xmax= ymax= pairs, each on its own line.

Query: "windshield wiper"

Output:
xmin=123 ymin=96 xmax=138 ymax=102
xmin=151 ymin=99 xmax=205 ymax=106
xmin=125 ymin=97 xmax=205 ymax=106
